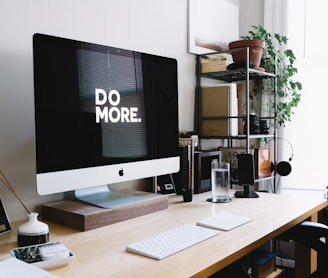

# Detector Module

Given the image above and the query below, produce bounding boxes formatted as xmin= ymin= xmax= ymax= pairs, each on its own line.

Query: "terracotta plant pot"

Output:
xmin=228 ymin=39 xmax=265 ymax=67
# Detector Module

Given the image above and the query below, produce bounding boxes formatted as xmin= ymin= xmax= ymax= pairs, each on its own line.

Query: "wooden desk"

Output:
xmin=0 ymin=192 xmax=326 ymax=278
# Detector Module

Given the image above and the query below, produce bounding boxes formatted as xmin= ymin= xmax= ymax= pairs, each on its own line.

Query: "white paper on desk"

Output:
xmin=0 ymin=257 xmax=59 ymax=278
xmin=197 ymin=212 xmax=252 ymax=231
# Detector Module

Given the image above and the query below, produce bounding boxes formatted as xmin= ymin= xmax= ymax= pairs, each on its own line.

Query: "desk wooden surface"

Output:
xmin=0 ymin=192 xmax=327 ymax=278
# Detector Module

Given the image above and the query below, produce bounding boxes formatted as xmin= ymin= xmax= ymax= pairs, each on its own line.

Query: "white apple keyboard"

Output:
xmin=126 ymin=224 xmax=220 ymax=260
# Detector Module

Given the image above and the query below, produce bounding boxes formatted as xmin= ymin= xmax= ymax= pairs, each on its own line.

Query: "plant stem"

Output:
xmin=0 ymin=169 xmax=31 ymax=215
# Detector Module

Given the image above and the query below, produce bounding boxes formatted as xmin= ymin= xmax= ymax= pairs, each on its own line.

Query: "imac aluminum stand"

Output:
xmin=75 ymin=185 xmax=146 ymax=209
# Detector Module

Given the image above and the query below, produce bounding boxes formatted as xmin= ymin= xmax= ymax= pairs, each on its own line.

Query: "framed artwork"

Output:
xmin=0 ymin=197 xmax=11 ymax=235
xmin=188 ymin=0 xmax=239 ymax=54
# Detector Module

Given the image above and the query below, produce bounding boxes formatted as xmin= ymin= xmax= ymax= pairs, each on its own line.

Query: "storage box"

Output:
xmin=201 ymin=84 xmax=238 ymax=136
xmin=265 ymin=268 xmax=283 ymax=278
xmin=201 ymin=59 xmax=232 ymax=73
xmin=254 ymin=258 xmax=275 ymax=278
xmin=251 ymin=251 xmax=278 ymax=278
xmin=254 ymin=148 xmax=271 ymax=178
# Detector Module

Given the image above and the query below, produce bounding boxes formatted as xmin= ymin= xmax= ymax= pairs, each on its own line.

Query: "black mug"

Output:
xmin=182 ymin=188 xmax=192 ymax=202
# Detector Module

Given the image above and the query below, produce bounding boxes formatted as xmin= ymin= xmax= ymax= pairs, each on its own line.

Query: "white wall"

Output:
xmin=0 ymin=0 xmax=263 ymax=222
xmin=239 ymin=0 xmax=264 ymax=36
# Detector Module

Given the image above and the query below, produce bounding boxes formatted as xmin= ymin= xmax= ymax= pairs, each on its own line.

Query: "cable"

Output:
xmin=267 ymin=137 xmax=294 ymax=162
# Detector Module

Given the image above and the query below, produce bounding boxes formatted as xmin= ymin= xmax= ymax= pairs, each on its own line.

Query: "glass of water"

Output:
xmin=207 ymin=160 xmax=231 ymax=203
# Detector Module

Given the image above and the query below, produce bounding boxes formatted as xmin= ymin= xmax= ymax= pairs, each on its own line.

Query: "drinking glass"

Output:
xmin=207 ymin=160 xmax=231 ymax=203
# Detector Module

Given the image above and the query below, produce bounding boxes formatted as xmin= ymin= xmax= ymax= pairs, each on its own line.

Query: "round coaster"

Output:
xmin=207 ymin=197 xmax=232 ymax=203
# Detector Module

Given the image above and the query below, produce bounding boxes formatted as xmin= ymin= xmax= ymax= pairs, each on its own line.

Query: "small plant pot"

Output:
xmin=228 ymin=39 xmax=265 ymax=67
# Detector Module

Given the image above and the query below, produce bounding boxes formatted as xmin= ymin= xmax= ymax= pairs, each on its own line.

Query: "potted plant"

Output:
xmin=228 ymin=39 xmax=265 ymax=68
xmin=240 ymin=25 xmax=302 ymax=127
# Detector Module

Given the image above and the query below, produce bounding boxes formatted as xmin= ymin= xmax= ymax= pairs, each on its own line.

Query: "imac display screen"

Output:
xmin=33 ymin=34 xmax=179 ymax=206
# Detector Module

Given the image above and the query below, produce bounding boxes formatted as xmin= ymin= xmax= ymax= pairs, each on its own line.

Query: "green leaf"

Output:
xmin=242 ymin=25 xmax=303 ymax=127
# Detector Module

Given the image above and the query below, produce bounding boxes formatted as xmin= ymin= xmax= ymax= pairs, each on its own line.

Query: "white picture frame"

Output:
xmin=0 ymin=197 xmax=11 ymax=235
xmin=188 ymin=0 xmax=239 ymax=54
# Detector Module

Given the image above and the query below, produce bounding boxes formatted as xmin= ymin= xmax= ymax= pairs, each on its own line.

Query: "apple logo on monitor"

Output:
xmin=119 ymin=168 xmax=124 ymax=177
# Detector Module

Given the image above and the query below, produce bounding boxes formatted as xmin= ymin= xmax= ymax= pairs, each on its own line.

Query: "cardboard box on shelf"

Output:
xmin=201 ymin=59 xmax=232 ymax=73
xmin=201 ymin=84 xmax=238 ymax=137
xmin=251 ymin=251 xmax=281 ymax=278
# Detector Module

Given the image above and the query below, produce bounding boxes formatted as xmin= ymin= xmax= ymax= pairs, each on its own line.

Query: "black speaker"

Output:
xmin=235 ymin=154 xmax=259 ymax=198
xmin=271 ymin=161 xmax=292 ymax=176
xmin=237 ymin=153 xmax=255 ymax=185
xmin=270 ymin=138 xmax=293 ymax=177
xmin=174 ymin=145 xmax=190 ymax=194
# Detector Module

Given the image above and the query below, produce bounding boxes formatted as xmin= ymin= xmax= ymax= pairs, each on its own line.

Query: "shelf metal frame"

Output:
xmin=195 ymin=47 xmax=278 ymax=192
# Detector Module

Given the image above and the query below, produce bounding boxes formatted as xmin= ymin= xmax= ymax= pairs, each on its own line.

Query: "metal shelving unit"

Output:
xmin=195 ymin=47 xmax=278 ymax=192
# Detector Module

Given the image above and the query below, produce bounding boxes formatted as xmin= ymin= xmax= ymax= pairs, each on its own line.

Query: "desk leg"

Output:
xmin=294 ymin=214 xmax=318 ymax=278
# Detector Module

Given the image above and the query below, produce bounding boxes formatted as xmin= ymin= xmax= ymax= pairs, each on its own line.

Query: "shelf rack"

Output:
xmin=195 ymin=47 xmax=278 ymax=192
